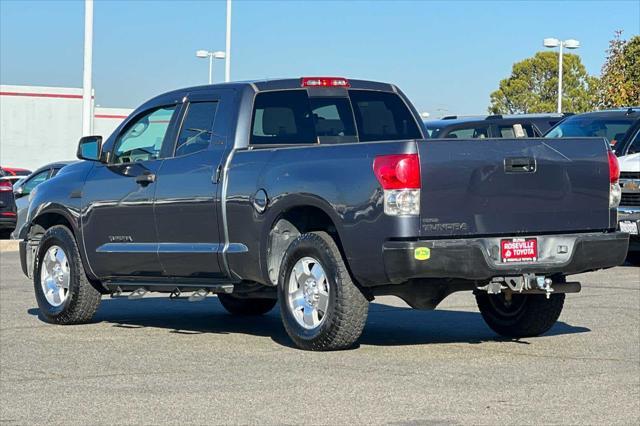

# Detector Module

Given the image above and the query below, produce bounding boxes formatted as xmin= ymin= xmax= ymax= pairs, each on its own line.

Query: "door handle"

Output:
xmin=504 ymin=157 xmax=536 ymax=173
xmin=135 ymin=173 xmax=156 ymax=185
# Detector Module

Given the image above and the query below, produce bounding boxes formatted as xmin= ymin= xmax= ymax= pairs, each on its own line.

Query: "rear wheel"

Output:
xmin=475 ymin=292 xmax=565 ymax=338
xmin=278 ymin=231 xmax=368 ymax=351
xmin=217 ymin=293 xmax=277 ymax=316
xmin=33 ymin=225 xmax=101 ymax=324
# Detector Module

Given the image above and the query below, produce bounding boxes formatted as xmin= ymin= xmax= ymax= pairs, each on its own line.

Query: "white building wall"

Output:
xmin=94 ymin=107 xmax=132 ymax=140
xmin=0 ymin=85 xmax=132 ymax=170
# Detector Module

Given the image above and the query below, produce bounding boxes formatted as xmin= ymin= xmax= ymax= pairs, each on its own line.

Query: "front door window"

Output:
xmin=112 ymin=106 xmax=177 ymax=163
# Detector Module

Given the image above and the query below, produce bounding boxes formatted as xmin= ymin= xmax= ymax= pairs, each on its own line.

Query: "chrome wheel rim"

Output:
xmin=287 ymin=257 xmax=330 ymax=330
xmin=40 ymin=245 xmax=70 ymax=307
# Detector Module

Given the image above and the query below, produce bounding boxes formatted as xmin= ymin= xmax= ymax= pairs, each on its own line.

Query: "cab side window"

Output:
xmin=113 ymin=105 xmax=177 ymax=164
xmin=174 ymin=102 xmax=218 ymax=156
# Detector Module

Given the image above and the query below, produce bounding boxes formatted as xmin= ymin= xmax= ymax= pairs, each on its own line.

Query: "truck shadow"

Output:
xmin=28 ymin=297 xmax=590 ymax=349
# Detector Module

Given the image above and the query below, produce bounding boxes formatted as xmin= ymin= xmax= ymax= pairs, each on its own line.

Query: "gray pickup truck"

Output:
xmin=19 ymin=77 xmax=628 ymax=350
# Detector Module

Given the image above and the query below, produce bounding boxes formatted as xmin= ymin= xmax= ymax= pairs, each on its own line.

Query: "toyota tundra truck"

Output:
xmin=18 ymin=77 xmax=629 ymax=350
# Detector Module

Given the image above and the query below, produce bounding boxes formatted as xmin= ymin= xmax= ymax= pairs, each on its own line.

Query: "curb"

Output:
xmin=0 ymin=240 xmax=20 ymax=252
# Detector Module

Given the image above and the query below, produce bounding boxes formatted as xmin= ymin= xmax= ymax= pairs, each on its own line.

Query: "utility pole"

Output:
xmin=225 ymin=0 xmax=231 ymax=82
xmin=82 ymin=0 xmax=94 ymax=135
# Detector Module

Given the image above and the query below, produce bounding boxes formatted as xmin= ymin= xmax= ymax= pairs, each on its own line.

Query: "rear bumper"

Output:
xmin=382 ymin=232 xmax=629 ymax=284
xmin=0 ymin=216 xmax=16 ymax=230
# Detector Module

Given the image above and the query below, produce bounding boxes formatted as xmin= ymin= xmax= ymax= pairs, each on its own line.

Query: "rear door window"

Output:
xmin=175 ymin=102 xmax=218 ymax=156
xmin=348 ymin=90 xmax=422 ymax=142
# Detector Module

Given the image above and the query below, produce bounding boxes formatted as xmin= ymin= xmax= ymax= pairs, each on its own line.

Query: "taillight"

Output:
xmin=301 ymin=77 xmax=350 ymax=88
xmin=608 ymin=150 xmax=620 ymax=183
xmin=373 ymin=154 xmax=421 ymax=189
xmin=373 ymin=154 xmax=421 ymax=216
xmin=0 ymin=180 xmax=13 ymax=192
xmin=608 ymin=150 xmax=621 ymax=208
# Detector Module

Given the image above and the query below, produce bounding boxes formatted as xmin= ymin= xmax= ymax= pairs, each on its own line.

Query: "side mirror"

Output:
xmin=13 ymin=185 xmax=25 ymax=198
xmin=77 ymin=135 xmax=103 ymax=162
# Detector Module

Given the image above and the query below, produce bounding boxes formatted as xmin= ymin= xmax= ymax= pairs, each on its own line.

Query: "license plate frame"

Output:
xmin=500 ymin=238 xmax=538 ymax=263
xmin=619 ymin=221 xmax=639 ymax=235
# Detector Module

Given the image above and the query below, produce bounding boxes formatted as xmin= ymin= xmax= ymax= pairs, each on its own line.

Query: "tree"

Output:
xmin=598 ymin=31 xmax=640 ymax=108
xmin=488 ymin=51 xmax=598 ymax=114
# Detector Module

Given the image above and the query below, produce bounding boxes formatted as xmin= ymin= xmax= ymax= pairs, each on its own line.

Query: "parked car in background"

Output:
xmin=0 ymin=168 xmax=17 ymax=237
xmin=1 ymin=167 xmax=32 ymax=177
xmin=18 ymin=77 xmax=627 ymax=351
xmin=545 ymin=108 xmax=640 ymax=263
xmin=424 ymin=114 xmax=568 ymax=139
xmin=0 ymin=166 xmax=31 ymax=237
xmin=10 ymin=161 xmax=75 ymax=240
xmin=545 ymin=108 xmax=639 ymax=148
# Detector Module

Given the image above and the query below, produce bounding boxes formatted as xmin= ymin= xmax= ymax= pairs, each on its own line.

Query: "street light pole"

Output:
xmin=557 ymin=42 xmax=564 ymax=113
xmin=196 ymin=50 xmax=226 ymax=84
xmin=209 ymin=54 xmax=213 ymax=84
xmin=543 ymin=38 xmax=580 ymax=114
xmin=225 ymin=0 xmax=231 ymax=82
xmin=82 ymin=0 xmax=94 ymax=136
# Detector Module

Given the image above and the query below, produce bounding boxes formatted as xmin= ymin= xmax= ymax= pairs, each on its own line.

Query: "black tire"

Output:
xmin=217 ymin=293 xmax=277 ymax=316
xmin=278 ymin=231 xmax=368 ymax=351
xmin=33 ymin=225 xmax=101 ymax=324
xmin=626 ymin=251 xmax=640 ymax=266
xmin=475 ymin=292 xmax=565 ymax=338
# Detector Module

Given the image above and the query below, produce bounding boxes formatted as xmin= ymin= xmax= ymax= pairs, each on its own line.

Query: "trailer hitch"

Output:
xmin=477 ymin=275 xmax=581 ymax=299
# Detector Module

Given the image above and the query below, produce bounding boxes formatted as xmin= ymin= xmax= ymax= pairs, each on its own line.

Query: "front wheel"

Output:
xmin=278 ymin=231 xmax=369 ymax=351
xmin=475 ymin=292 xmax=565 ymax=338
xmin=33 ymin=225 xmax=102 ymax=324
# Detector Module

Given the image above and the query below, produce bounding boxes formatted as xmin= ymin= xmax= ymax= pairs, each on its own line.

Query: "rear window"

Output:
xmin=349 ymin=90 xmax=422 ymax=142
xmin=251 ymin=91 xmax=316 ymax=145
xmin=309 ymin=97 xmax=357 ymax=141
xmin=250 ymin=89 xmax=421 ymax=145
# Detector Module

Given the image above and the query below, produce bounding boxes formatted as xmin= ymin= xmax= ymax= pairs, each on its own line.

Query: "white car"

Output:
xmin=617 ymin=137 xmax=639 ymax=263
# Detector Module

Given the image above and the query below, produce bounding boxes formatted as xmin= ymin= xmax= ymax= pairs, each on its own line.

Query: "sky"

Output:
xmin=1 ymin=0 xmax=639 ymax=116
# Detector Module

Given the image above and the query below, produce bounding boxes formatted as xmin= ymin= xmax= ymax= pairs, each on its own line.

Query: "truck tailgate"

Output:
xmin=417 ymin=137 xmax=612 ymax=237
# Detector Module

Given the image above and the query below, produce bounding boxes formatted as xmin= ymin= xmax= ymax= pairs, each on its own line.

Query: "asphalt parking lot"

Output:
xmin=0 ymin=245 xmax=638 ymax=425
